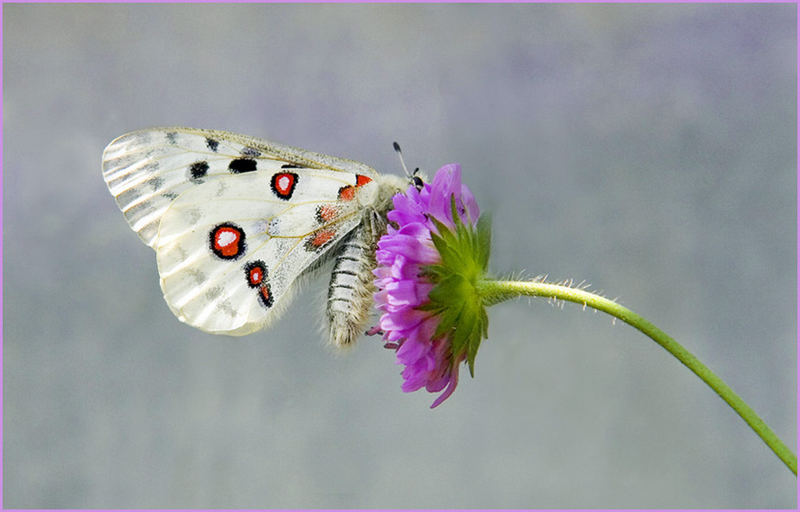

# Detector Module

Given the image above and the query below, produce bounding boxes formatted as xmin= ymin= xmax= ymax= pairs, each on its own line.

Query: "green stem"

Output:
xmin=477 ymin=278 xmax=797 ymax=476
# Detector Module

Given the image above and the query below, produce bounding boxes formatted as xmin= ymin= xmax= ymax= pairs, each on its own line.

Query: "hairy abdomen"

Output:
xmin=326 ymin=211 xmax=385 ymax=348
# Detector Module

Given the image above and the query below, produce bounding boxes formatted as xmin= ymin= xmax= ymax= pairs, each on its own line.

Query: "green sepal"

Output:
xmin=421 ymin=195 xmax=494 ymax=379
xmin=427 ymin=274 xmax=466 ymax=309
xmin=476 ymin=214 xmax=492 ymax=271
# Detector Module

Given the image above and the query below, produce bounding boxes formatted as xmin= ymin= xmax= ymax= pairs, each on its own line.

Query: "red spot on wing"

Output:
xmin=312 ymin=229 xmax=336 ymax=247
xmin=245 ymin=261 xmax=272 ymax=307
xmin=245 ymin=262 xmax=265 ymax=287
xmin=258 ymin=284 xmax=273 ymax=308
xmin=339 ymin=175 xmax=371 ymax=202
xmin=305 ymin=228 xmax=337 ymax=252
xmin=316 ymin=204 xmax=338 ymax=223
xmin=338 ymin=185 xmax=355 ymax=201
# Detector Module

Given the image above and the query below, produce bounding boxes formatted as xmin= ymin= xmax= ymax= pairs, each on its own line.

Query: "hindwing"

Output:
xmin=155 ymin=169 xmax=376 ymax=335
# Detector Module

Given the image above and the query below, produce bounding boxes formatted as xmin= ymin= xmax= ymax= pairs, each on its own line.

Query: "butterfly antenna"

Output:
xmin=393 ymin=141 xmax=411 ymax=178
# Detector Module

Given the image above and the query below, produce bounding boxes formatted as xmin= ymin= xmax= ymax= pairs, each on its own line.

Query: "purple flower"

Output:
xmin=373 ymin=164 xmax=488 ymax=408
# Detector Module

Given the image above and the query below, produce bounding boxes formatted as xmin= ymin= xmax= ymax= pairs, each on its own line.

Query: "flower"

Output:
xmin=373 ymin=164 xmax=490 ymax=408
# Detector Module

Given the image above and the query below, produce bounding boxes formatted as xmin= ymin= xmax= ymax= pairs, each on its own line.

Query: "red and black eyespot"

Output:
xmin=209 ymin=222 xmax=246 ymax=260
xmin=242 ymin=260 xmax=273 ymax=308
xmin=356 ymin=174 xmax=372 ymax=187
xmin=244 ymin=260 xmax=267 ymax=288
xmin=271 ymin=172 xmax=298 ymax=200
xmin=315 ymin=204 xmax=339 ymax=224
xmin=304 ymin=228 xmax=336 ymax=252
xmin=257 ymin=283 xmax=274 ymax=308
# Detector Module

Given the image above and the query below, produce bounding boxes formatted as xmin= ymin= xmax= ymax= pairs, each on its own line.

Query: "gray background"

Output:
xmin=3 ymin=4 xmax=796 ymax=508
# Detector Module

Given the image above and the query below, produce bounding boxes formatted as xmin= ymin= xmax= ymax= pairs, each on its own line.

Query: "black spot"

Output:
xmin=165 ymin=132 xmax=177 ymax=144
xmin=147 ymin=177 xmax=164 ymax=191
xmin=189 ymin=161 xmax=209 ymax=182
xmin=206 ymin=138 xmax=219 ymax=152
xmin=241 ymin=146 xmax=261 ymax=157
xmin=162 ymin=192 xmax=178 ymax=201
xmin=281 ymin=163 xmax=302 ymax=169
xmin=228 ymin=158 xmax=257 ymax=173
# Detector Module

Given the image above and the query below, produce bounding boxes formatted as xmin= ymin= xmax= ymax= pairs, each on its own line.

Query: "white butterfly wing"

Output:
xmin=102 ymin=127 xmax=391 ymax=337
xmin=102 ymin=127 xmax=378 ymax=248
xmin=156 ymin=170 xmax=376 ymax=335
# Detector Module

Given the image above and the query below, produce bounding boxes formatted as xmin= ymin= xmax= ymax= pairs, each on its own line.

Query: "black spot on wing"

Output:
xmin=229 ymin=158 xmax=257 ymax=173
xmin=281 ymin=163 xmax=302 ymax=169
xmin=189 ymin=161 xmax=209 ymax=182
xmin=147 ymin=177 xmax=164 ymax=191
xmin=206 ymin=138 xmax=219 ymax=152
xmin=165 ymin=131 xmax=177 ymax=144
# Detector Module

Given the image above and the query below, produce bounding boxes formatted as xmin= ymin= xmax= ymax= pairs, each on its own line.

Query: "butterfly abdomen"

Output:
xmin=326 ymin=224 xmax=378 ymax=348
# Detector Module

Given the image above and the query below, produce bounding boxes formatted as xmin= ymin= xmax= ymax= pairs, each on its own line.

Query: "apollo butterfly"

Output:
xmin=102 ymin=127 xmax=418 ymax=347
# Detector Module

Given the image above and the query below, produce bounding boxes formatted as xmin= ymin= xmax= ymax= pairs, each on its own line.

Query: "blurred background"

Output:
xmin=3 ymin=4 xmax=796 ymax=508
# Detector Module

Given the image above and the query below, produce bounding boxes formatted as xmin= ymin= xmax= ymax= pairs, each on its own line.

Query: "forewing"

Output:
xmin=155 ymin=169 xmax=370 ymax=336
xmin=102 ymin=127 xmax=378 ymax=248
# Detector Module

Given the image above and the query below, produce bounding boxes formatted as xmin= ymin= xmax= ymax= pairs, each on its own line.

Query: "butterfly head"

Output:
xmin=411 ymin=169 xmax=425 ymax=191
xmin=393 ymin=141 xmax=426 ymax=191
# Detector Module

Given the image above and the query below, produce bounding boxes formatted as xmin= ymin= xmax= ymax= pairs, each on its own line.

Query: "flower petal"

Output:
xmin=379 ymin=306 xmax=427 ymax=332
xmin=372 ymin=163 xmax=483 ymax=409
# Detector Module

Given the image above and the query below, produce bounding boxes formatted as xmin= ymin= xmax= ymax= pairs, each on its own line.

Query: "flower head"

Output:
xmin=373 ymin=164 xmax=491 ymax=408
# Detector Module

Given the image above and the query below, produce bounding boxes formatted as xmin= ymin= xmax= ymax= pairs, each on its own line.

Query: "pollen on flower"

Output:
xmin=371 ymin=163 xmax=488 ymax=408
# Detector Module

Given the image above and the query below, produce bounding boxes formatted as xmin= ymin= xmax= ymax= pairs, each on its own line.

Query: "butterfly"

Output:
xmin=102 ymin=127 xmax=419 ymax=347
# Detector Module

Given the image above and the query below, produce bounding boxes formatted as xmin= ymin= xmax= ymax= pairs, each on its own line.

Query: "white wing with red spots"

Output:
xmin=102 ymin=127 xmax=407 ymax=341
xmin=102 ymin=127 xmax=378 ymax=248
xmin=155 ymin=168 xmax=379 ymax=335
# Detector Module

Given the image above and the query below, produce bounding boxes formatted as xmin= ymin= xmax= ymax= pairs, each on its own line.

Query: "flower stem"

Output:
xmin=477 ymin=278 xmax=797 ymax=475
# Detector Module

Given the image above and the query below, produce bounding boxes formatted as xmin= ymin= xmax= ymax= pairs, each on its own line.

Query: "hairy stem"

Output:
xmin=477 ymin=278 xmax=796 ymax=475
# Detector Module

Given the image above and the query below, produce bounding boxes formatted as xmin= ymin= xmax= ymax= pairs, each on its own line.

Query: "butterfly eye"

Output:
xmin=412 ymin=175 xmax=424 ymax=191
